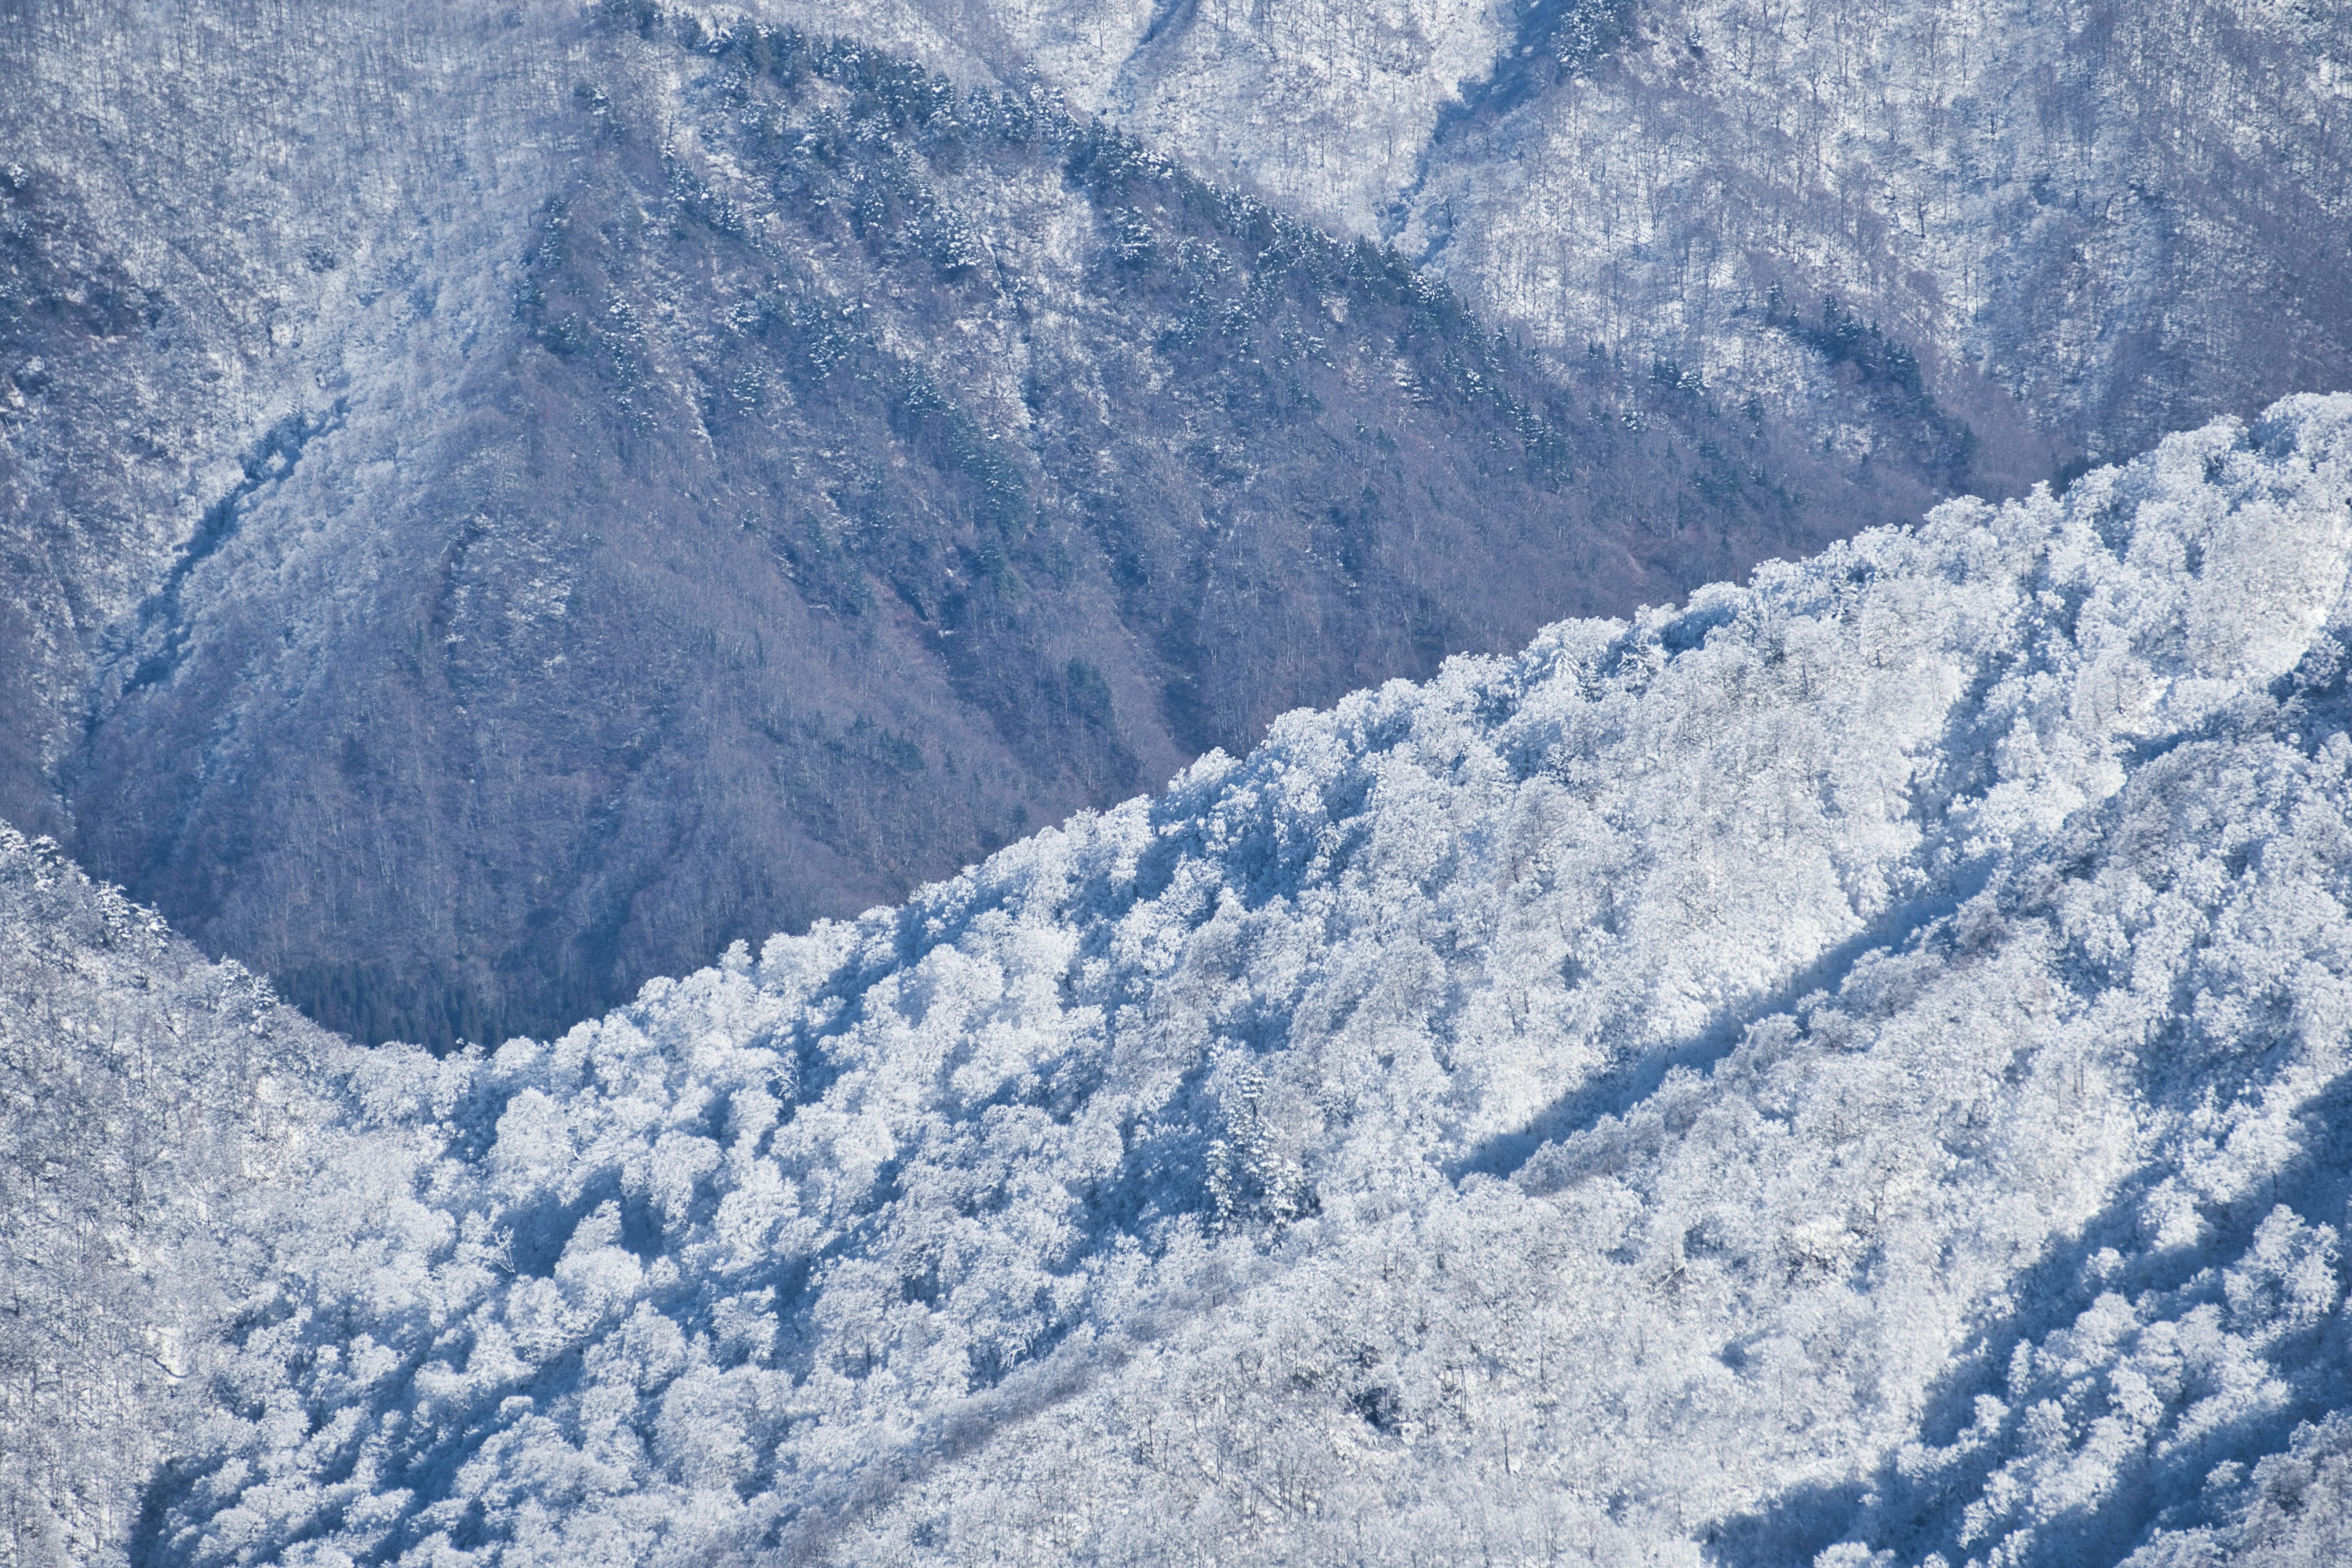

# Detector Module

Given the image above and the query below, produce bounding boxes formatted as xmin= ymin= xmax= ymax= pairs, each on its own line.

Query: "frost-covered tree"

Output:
xmin=0 ymin=827 xmax=347 ymax=1568
xmin=20 ymin=393 xmax=2352 ymax=1567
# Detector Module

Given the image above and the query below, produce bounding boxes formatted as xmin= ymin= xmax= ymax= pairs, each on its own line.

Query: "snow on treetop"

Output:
xmin=141 ymin=394 xmax=2352 ymax=1566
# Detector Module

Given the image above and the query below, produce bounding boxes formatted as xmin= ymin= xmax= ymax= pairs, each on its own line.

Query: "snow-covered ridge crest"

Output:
xmin=150 ymin=395 xmax=2352 ymax=1566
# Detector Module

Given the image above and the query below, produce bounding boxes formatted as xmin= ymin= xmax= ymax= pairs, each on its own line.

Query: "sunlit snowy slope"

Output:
xmin=20 ymin=393 xmax=2352 ymax=1567
xmin=0 ymin=828 xmax=350 ymax=1564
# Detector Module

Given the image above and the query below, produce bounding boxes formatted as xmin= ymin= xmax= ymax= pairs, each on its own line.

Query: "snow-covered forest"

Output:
xmin=0 ymin=827 xmax=349 ymax=1564
xmin=7 ymin=394 xmax=2352 ymax=1566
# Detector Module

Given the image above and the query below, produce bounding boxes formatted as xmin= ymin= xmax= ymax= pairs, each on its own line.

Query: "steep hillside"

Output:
xmin=813 ymin=0 xmax=2352 ymax=486
xmin=0 ymin=826 xmax=350 ymax=1567
xmin=107 ymin=394 xmax=2352 ymax=1567
xmin=4 ymin=1 xmax=1882 ymax=1050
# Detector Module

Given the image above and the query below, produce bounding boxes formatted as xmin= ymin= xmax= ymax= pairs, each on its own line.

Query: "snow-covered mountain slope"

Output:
xmin=3 ymin=2 xmax=1885 ymax=1053
xmin=0 ymin=826 xmax=352 ymax=1566
xmin=76 ymin=392 xmax=2352 ymax=1567
xmin=782 ymin=0 xmax=2352 ymax=486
